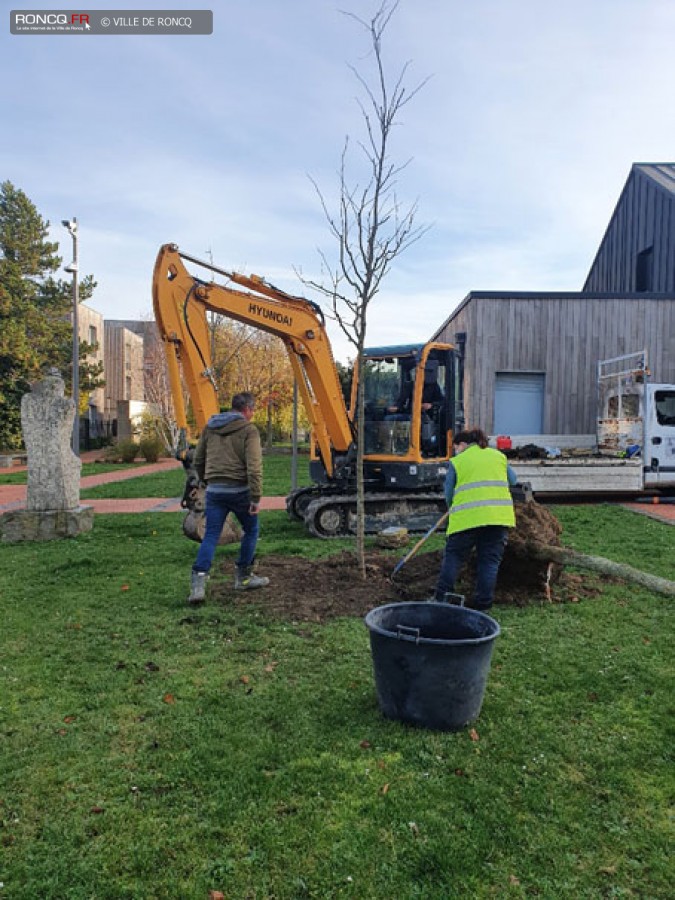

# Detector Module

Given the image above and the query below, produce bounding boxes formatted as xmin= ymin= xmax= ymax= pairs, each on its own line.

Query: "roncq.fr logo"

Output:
xmin=14 ymin=13 xmax=91 ymax=27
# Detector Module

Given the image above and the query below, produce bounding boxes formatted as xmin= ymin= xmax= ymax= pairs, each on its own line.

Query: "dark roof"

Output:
xmin=364 ymin=344 xmax=425 ymax=358
xmin=633 ymin=163 xmax=675 ymax=196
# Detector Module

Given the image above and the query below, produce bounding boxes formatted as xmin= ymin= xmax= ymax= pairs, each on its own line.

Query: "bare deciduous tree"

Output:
xmin=303 ymin=0 xmax=429 ymax=574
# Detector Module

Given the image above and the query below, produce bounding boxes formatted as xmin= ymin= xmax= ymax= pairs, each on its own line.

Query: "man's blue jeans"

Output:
xmin=434 ymin=525 xmax=508 ymax=609
xmin=193 ymin=488 xmax=259 ymax=574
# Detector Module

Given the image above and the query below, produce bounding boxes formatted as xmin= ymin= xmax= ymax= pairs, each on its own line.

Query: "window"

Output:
xmin=362 ymin=357 xmax=400 ymax=409
xmin=89 ymin=325 xmax=97 ymax=346
xmin=636 ymin=246 xmax=653 ymax=292
xmin=655 ymin=390 xmax=675 ymax=426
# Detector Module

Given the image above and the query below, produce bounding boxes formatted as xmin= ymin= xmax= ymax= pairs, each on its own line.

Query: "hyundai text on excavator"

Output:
xmin=152 ymin=244 xmax=465 ymax=538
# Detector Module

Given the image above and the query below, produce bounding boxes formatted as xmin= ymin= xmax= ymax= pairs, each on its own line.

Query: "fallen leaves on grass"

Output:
xmin=162 ymin=693 xmax=176 ymax=705
xmin=469 ymin=728 xmax=480 ymax=742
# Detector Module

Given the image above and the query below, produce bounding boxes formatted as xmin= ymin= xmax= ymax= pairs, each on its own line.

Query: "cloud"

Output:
xmin=3 ymin=0 xmax=674 ymax=366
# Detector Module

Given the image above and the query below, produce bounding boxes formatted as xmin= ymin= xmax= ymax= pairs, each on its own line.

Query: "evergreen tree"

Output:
xmin=0 ymin=181 xmax=102 ymax=448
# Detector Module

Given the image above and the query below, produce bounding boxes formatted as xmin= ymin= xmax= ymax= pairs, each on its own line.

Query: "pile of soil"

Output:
xmin=210 ymin=501 xmax=599 ymax=623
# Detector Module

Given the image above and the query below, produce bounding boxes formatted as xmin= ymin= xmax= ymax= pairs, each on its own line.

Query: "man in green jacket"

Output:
xmin=433 ymin=428 xmax=516 ymax=610
xmin=188 ymin=391 xmax=269 ymax=605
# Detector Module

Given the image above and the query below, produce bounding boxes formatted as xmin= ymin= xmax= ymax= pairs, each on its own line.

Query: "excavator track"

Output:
xmin=303 ymin=491 xmax=447 ymax=539
xmin=286 ymin=485 xmax=320 ymax=522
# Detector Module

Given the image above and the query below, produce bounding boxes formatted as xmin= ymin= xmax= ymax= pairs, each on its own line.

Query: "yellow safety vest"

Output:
xmin=447 ymin=445 xmax=515 ymax=535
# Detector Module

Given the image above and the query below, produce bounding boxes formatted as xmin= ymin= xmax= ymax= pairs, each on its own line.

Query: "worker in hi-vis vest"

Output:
xmin=433 ymin=428 xmax=517 ymax=610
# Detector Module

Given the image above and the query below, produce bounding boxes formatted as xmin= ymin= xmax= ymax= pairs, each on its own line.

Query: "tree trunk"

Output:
xmin=266 ymin=401 xmax=273 ymax=450
xmin=355 ymin=352 xmax=367 ymax=579
xmin=527 ymin=543 xmax=675 ymax=598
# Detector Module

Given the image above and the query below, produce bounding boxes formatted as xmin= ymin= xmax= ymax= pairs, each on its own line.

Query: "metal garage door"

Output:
xmin=494 ymin=372 xmax=545 ymax=434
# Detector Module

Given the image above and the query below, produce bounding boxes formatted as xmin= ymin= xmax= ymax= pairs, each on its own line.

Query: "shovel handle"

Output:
xmin=392 ymin=510 xmax=449 ymax=576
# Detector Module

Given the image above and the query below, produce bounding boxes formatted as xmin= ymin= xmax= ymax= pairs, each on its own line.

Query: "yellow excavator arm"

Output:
xmin=152 ymin=244 xmax=353 ymax=477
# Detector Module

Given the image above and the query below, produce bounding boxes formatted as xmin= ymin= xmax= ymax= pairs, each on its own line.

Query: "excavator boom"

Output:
xmin=152 ymin=243 xmax=353 ymax=477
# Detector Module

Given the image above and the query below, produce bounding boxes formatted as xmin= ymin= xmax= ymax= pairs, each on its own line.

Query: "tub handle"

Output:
xmin=396 ymin=624 xmax=421 ymax=643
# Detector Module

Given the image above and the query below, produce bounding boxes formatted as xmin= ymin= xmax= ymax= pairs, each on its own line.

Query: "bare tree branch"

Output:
xmin=300 ymin=1 xmax=430 ymax=575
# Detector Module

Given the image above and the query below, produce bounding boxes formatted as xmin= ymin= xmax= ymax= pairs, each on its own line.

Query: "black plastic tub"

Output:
xmin=364 ymin=602 xmax=501 ymax=731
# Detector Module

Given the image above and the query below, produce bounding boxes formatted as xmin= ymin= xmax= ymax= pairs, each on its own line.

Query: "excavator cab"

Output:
xmin=299 ymin=342 xmax=461 ymax=536
xmin=361 ymin=348 xmax=450 ymax=459
xmin=307 ymin=342 xmax=458 ymax=492
xmin=359 ymin=343 xmax=457 ymax=485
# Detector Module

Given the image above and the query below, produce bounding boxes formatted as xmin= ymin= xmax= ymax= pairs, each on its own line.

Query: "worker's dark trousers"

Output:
xmin=434 ymin=525 xmax=508 ymax=609
xmin=193 ymin=487 xmax=259 ymax=574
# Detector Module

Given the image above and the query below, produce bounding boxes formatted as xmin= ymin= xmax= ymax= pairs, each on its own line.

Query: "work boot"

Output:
xmin=234 ymin=564 xmax=270 ymax=591
xmin=187 ymin=570 xmax=208 ymax=605
xmin=465 ymin=598 xmax=492 ymax=613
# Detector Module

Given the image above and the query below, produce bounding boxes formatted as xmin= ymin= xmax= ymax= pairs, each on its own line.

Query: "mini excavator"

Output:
xmin=152 ymin=244 xmax=465 ymax=538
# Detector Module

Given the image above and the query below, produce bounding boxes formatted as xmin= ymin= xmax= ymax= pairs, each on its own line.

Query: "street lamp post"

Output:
xmin=62 ymin=218 xmax=79 ymax=456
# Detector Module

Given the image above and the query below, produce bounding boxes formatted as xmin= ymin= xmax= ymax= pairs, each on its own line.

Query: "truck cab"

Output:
xmin=644 ymin=384 xmax=675 ymax=487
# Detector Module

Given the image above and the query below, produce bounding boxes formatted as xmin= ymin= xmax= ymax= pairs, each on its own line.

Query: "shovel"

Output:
xmin=391 ymin=510 xmax=449 ymax=578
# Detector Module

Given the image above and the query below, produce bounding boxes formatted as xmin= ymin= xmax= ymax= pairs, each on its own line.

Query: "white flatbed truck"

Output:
xmin=506 ymin=353 xmax=675 ymax=497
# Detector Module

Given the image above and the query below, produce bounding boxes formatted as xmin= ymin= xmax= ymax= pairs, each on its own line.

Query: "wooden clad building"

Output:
xmin=433 ymin=292 xmax=675 ymax=436
xmin=431 ymin=163 xmax=675 ymax=438
xmin=584 ymin=164 xmax=675 ymax=294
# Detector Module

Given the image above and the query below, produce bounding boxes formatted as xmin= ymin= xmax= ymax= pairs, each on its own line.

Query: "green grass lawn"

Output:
xmin=0 ymin=506 xmax=672 ymax=898
xmin=78 ymin=451 xmax=312 ymax=500
xmin=0 ymin=461 xmax=148 ymax=486
xmin=0 ymin=451 xmax=311 ymax=496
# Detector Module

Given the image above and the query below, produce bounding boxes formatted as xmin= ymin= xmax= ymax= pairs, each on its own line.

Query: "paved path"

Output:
xmin=621 ymin=500 xmax=675 ymax=525
xmin=1 ymin=453 xmax=672 ymax=523
xmin=0 ymin=453 xmax=286 ymax=514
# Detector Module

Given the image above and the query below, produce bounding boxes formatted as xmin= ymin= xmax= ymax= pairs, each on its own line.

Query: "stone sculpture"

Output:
xmin=0 ymin=370 xmax=93 ymax=542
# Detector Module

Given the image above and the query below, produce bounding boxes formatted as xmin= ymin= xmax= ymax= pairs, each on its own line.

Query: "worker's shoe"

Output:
xmin=187 ymin=570 xmax=208 ymax=605
xmin=234 ymin=564 xmax=269 ymax=591
xmin=465 ymin=598 xmax=492 ymax=613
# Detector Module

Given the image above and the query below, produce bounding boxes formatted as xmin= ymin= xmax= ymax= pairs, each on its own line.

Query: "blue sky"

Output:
xmin=3 ymin=0 xmax=675 ymax=362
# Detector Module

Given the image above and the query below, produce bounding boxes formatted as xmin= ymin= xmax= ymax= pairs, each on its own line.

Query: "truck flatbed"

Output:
xmin=512 ymin=457 xmax=644 ymax=494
